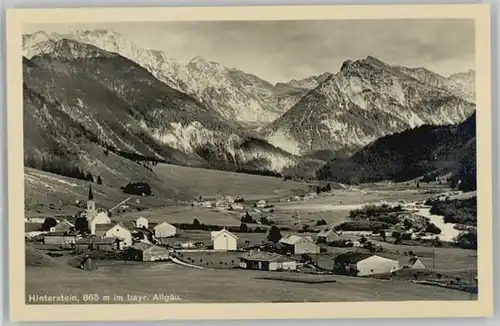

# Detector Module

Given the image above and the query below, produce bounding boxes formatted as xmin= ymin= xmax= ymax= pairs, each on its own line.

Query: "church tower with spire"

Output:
xmin=86 ymin=184 xmax=97 ymax=222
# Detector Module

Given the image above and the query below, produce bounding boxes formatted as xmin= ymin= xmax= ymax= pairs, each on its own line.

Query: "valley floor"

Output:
xmin=24 ymin=166 xmax=477 ymax=303
xmin=26 ymin=260 xmax=476 ymax=304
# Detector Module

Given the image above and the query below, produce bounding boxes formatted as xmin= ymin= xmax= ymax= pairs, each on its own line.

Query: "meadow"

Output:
xmin=26 ymin=260 xmax=476 ymax=304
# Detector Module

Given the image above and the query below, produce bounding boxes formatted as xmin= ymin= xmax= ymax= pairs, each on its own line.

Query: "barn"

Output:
xmin=136 ymin=216 xmax=149 ymax=229
xmin=130 ymin=243 xmax=170 ymax=261
xmin=105 ymin=222 xmax=133 ymax=249
xmin=316 ymin=229 xmax=340 ymax=243
xmin=279 ymin=235 xmax=320 ymax=255
xmin=153 ymin=221 xmax=177 ymax=238
xmin=406 ymin=256 xmax=426 ymax=269
xmin=239 ymin=251 xmax=297 ymax=271
xmin=43 ymin=232 xmax=77 ymax=245
xmin=335 ymin=252 xmax=400 ymax=277
xmin=211 ymin=229 xmax=238 ymax=251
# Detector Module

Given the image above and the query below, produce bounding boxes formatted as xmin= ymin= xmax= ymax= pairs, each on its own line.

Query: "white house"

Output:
xmin=90 ymin=212 xmax=111 ymax=235
xmin=27 ymin=217 xmax=46 ymax=224
xmin=354 ymin=255 xmax=400 ymax=276
xmin=256 ymin=200 xmax=267 ymax=208
xmin=136 ymin=216 xmax=149 ymax=229
xmin=406 ymin=256 xmax=426 ymax=269
xmin=211 ymin=229 xmax=238 ymax=251
xmin=105 ymin=222 xmax=133 ymax=249
xmin=215 ymin=200 xmax=230 ymax=210
xmin=202 ymin=201 xmax=213 ymax=208
xmin=153 ymin=221 xmax=177 ymax=238
xmin=230 ymin=203 xmax=244 ymax=211
xmin=279 ymin=235 xmax=320 ymax=255
xmin=316 ymin=229 xmax=340 ymax=243
xmin=239 ymin=251 xmax=297 ymax=271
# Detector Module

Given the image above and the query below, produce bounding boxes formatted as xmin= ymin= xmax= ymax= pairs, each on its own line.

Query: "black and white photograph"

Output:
xmin=6 ymin=3 xmax=493 ymax=322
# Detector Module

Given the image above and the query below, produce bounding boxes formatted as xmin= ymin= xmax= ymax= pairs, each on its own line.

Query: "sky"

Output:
xmin=24 ymin=19 xmax=475 ymax=84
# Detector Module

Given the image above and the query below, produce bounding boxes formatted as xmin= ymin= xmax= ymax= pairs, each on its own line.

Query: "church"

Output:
xmin=86 ymin=185 xmax=111 ymax=235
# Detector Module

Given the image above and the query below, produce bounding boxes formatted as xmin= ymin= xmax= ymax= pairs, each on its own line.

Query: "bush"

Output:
xmin=401 ymin=233 xmax=413 ymax=240
xmin=267 ymin=225 xmax=282 ymax=243
xmin=454 ymin=229 xmax=477 ymax=249
xmin=41 ymin=217 xmax=57 ymax=231
xmin=241 ymin=213 xmax=257 ymax=224
xmin=430 ymin=198 xmax=477 ymax=226
xmin=349 ymin=204 xmax=403 ymax=219
xmin=316 ymin=219 xmax=327 ymax=226
xmin=425 ymin=223 xmax=442 ymax=235
xmin=403 ymin=219 xmax=413 ymax=230
xmin=121 ymin=182 xmax=152 ymax=196
xmin=329 ymin=240 xmax=354 ymax=248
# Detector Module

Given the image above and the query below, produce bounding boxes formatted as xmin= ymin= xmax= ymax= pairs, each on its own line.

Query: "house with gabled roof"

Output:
xmin=279 ymin=234 xmax=320 ymax=255
xmin=153 ymin=221 xmax=177 ymax=238
xmin=316 ymin=229 xmax=341 ymax=243
xmin=211 ymin=228 xmax=238 ymax=251
xmin=335 ymin=252 xmax=400 ymax=277
xmin=105 ymin=222 xmax=133 ymax=249
xmin=406 ymin=256 xmax=426 ymax=269
xmin=239 ymin=251 xmax=297 ymax=271
xmin=136 ymin=216 xmax=149 ymax=229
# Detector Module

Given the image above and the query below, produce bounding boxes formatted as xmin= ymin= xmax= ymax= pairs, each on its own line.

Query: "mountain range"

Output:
xmin=316 ymin=111 xmax=476 ymax=187
xmin=22 ymin=29 xmax=476 ymax=187
xmin=264 ymin=56 xmax=475 ymax=156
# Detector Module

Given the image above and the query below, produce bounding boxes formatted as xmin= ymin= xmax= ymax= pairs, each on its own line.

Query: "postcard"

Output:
xmin=6 ymin=3 xmax=493 ymax=322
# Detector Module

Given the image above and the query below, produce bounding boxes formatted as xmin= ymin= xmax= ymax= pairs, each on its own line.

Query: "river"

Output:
xmin=276 ymin=198 xmax=461 ymax=242
xmin=411 ymin=206 xmax=461 ymax=242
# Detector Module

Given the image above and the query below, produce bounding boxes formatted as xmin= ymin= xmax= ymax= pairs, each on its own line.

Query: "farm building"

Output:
xmin=225 ymin=196 xmax=235 ymax=204
xmin=49 ymin=220 xmax=74 ymax=233
xmin=256 ymin=200 xmax=267 ymax=208
xmin=279 ymin=235 xmax=320 ymax=255
xmin=128 ymin=243 xmax=170 ymax=261
xmin=27 ymin=217 xmax=46 ymax=224
xmin=89 ymin=212 xmax=111 ymax=235
xmin=211 ymin=229 xmax=238 ymax=251
xmin=215 ymin=200 xmax=231 ymax=210
xmin=308 ymin=192 xmax=318 ymax=199
xmin=202 ymin=201 xmax=213 ymax=208
xmin=230 ymin=203 xmax=244 ymax=211
xmin=75 ymin=237 xmax=119 ymax=253
xmin=105 ymin=222 xmax=133 ymax=249
xmin=132 ymin=228 xmax=153 ymax=241
xmin=43 ymin=232 xmax=78 ymax=245
xmin=316 ymin=229 xmax=340 ymax=243
xmin=406 ymin=256 xmax=426 ymax=269
xmin=95 ymin=223 xmax=112 ymax=237
xmin=335 ymin=253 xmax=400 ymax=277
xmin=153 ymin=221 xmax=177 ymax=238
xmin=136 ymin=216 xmax=149 ymax=229
xmin=239 ymin=251 xmax=297 ymax=271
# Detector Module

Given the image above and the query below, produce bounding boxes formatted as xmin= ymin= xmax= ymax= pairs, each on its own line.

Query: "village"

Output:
xmin=25 ymin=176 xmax=478 ymax=302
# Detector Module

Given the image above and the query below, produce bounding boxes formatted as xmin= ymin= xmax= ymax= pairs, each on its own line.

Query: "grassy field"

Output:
xmin=25 ymin=163 xmax=311 ymax=217
xmin=26 ymin=261 xmax=476 ymax=304
xmin=154 ymin=163 xmax=309 ymax=199
xmin=117 ymin=206 xmax=246 ymax=226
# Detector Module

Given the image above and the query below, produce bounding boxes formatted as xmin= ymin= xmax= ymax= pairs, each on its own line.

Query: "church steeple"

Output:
xmin=88 ymin=184 xmax=94 ymax=201
xmin=86 ymin=184 xmax=96 ymax=223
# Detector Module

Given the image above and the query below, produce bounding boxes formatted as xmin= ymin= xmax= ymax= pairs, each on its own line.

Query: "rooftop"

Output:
xmin=240 ymin=251 xmax=296 ymax=263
